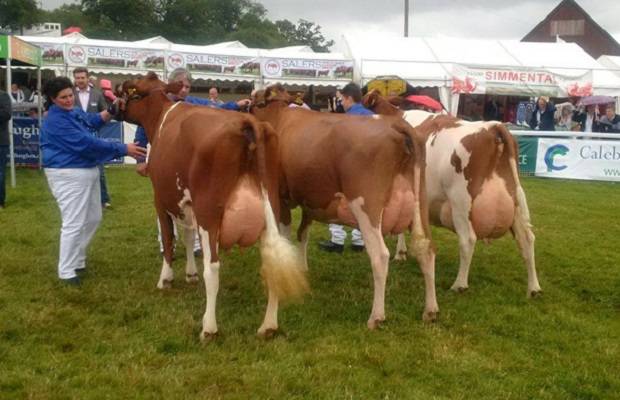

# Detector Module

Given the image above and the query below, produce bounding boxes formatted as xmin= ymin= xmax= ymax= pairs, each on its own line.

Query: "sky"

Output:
xmin=40 ymin=0 xmax=620 ymax=51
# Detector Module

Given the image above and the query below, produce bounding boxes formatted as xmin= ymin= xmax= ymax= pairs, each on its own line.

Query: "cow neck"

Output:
xmin=376 ymin=98 xmax=404 ymax=118
xmin=137 ymin=92 xmax=173 ymax=145
xmin=262 ymin=101 xmax=288 ymax=129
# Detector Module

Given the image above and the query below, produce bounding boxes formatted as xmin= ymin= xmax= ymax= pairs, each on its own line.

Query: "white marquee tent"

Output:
xmin=344 ymin=34 xmax=620 ymax=114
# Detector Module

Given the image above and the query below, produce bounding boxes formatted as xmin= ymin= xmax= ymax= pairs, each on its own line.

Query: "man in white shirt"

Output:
xmin=72 ymin=67 xmax=112 ymax=208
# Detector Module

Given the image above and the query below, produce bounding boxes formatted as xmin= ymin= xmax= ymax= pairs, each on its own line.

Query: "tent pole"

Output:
xmin=37 ymin=67 xmax=42 ymax=170
xmin=7 ymin=55 xmax=16 ymax=188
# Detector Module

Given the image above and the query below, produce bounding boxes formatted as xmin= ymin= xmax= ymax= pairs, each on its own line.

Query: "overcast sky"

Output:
xmin=40 ymin=0 xmax=620 ymax=51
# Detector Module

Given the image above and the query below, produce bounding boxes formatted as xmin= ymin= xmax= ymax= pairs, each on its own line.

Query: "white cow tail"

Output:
xmin=259 ymin=186 xmax=309 ymax=301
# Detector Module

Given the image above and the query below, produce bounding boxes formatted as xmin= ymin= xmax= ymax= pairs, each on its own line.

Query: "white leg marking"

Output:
xmin=257 ymin=287 xmax=279 ymax=338
xmin=198 ymin=227 xmax=219 ymax=339
xmin=183 ymin=227 xmax=199 ymax=283
xmin=394 ymin=233 xmax=408 ymax=261
xmin=157 ymin=258 xmax=174 ymax=289
xmin=348 ymin=197 xmax=390 ymax=329
xmin=513 ymin=185 xmax=541 ymax=297
xmin=411 ymin=164 xmax=438 ymax=321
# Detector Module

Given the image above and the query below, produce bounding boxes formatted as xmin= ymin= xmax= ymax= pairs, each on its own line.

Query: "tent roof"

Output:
xmin=344 ymin=33 xmax=620 ymax=91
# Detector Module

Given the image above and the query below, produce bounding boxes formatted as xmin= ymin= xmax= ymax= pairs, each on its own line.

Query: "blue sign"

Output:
xmin=12 ymin=117 xmax=40 ymax=167
xmin=98 ymin=121 xmax=124 ymax=164
xmin=12 ymin=117 xmax=124 ymax=166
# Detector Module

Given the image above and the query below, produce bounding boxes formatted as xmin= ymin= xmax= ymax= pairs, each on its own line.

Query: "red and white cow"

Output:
xmin=251 ymin=85 xmax=438 ymax=330
xmin=120 ymin=73 xmax=308 ymax=339
xmin=364 ymin=91 xmax=541 ymax=297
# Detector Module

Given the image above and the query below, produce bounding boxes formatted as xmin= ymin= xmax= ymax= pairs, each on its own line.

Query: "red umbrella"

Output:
xmin=405 ymin=95 xmax=444 ymax=112
xmin=63 ymin=26 xmax=82 ymax=35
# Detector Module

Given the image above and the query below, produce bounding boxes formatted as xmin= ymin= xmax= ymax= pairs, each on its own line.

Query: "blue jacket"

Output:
xmin=41 ymin=105 xmax=127 ymax=168
xmin=528 ymin=103 xmax=556 ymax=131
xmin=133 ymin=96 xmax=240 ymax=162
xmin=347 ymin=103 xmax=375 ymax=116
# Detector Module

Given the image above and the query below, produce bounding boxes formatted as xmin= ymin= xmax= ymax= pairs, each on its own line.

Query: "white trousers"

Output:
xmin=157 ymin=219 xmax=201 ymax=252
xmin=329 ymin=224 xmax=364 ymax=246
xmin=45 ymin=167 xmax=102 ymax=279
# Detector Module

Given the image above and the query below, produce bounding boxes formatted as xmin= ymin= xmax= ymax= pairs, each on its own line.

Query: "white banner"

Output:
xmin=451 ymin=64 xmax=593 ymax=97
xmin=536 ymin=138 xmax=620 ymax=181
xmin=261 ymin=58 xmax=353 ymax=79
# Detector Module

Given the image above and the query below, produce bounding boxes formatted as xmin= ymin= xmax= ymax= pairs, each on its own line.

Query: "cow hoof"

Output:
xmin=200 ymin=331 xmax=219 ymax=343
xmin=423 ymin=310 xmax=438 ymax=323
xmin=450 ymin=285 xmax=468 ymax=293
xmin=185 ymin=273 xmax=200 ymax=283
xmin=528 ymin=289 xmax=543 ymax=298
xmin=367 ymin=317 xmax=386 ymax=330
xmin=393 ymin=253 xmax=407 ymax=262
xmin=157 ymin=279 xmax=173 ymax=290
xmin=257 ymin=328 xmax=279 ymax=340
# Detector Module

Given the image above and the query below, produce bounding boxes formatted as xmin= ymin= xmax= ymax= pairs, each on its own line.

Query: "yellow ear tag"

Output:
xmin=268 ymin=90 xmax=276 ymax=98
xmin=128 ymin=88 xmax=136 ymax=95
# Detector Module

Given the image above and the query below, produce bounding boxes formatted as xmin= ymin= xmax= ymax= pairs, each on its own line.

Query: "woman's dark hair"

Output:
xmin=44 ymin=77 xmax=73 ymax=100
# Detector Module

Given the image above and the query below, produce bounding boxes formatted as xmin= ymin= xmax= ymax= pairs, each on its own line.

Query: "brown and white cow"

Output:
xmin=251 ymin=85 xmax=438 ymax=329
xmin=363 ymin=90 xmax=541 ymax=297
xmin=120 ymin=73 xmax=308 ymax=339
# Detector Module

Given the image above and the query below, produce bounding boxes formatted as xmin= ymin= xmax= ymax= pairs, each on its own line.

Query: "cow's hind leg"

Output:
xmin=183 ymin=226 xmax=199 ymax=283
xmin=512 ymin=186 xmax=541 ymax=298
xmin=157 ymin=210 xmax=175 ymax=289
xmin=449 ymin=208 xmax=477 ymax=293
xmin=394 ymin=233 xmax=408 ymax=261
xmin=349 ymin=199 xmax=389 ymax=329
xmin=199 ymin=226 xmax=219 ymax=341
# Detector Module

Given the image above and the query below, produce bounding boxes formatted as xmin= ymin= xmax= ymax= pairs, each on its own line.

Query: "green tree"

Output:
xmin=41 ymin=4 xmax=88 ymax=32
xmin=81 ymin=0 xmax=159 ymax=40
xmin=275 ymin=19 xmax=334 ymax=52
xmin=0 ymin=0 xmax=40 ymax=34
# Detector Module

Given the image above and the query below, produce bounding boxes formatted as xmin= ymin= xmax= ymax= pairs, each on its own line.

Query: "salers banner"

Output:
xmin=165 ymin=53 xmax=260 ymax=76
xmin=451 ymin=65 xmax=593 ymax=97
xmin=261 ymin=58 xmax=354 ymax=79
xmin=535 ymin=138 xmax=620 ymax=181
xmin=65 ymin=44 xmax=165 ymax=70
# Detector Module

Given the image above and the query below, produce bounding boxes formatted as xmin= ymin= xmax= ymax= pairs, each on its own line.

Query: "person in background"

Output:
xmin=134 ymin=68 xmax=250 ymax=256
xmin=598 ymin=104 xmax=620 ymax=133
xmin=208 ymin=87 xmax=224 ymax=105
xmin=573 ymin=104 xmax=600 ymax=133
xmin=10 ymin=83 xmax=25 ymax=104
xmin=41 ymin=77 xmax=146 ymax=285
xmin=0 ymin=88 xmax=12 ymax=209
xmin=529 ymin=96 xmax=556 ymax=131
xmin=483 ymin=97 xmax=501 ymax=121
xmin=72 ymin=67 xmax=113 ymax=208
xmin=318 ymin=82 xmax=372 ymax=254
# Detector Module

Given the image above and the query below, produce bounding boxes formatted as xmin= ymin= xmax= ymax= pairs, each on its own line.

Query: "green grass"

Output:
xmin=1 ymin=167 xmax=619 ymax=399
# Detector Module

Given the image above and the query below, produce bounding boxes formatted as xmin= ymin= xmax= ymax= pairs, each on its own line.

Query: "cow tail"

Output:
xmin=249 ymin=120 xmax=309 ymax=301
xmin=496 ymin=123 xmax=535 ymax=243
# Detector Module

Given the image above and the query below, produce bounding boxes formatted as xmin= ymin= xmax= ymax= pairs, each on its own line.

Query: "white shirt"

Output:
xmin=585 ymin=114 xmax=594 ymax=132
xmin=76 ymin=86 xmax=91 ymax=112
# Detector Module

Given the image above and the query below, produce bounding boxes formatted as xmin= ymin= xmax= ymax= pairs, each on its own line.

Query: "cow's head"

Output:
xmin=362 ymin=89 xmax=402 ymax=117
xmin=250 ymin=84 xmax=293 ymax=121
xmin=118 ymin=72 xmax=183 ymax=124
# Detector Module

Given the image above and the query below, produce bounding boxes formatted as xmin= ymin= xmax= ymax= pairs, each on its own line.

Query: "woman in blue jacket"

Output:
xmin=41 ymin=77 xmax=146 ymax=285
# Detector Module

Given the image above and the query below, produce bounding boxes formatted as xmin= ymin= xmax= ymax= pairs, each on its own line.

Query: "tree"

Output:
xmin=0 ymin=0 xmax=40 ymax=34
xmin=81 ymin=0 xmax=159 ymax=40
xmin=275 ymin=19 xmax=334 ymax=52
xmin=41 ymin=4 xmax=88 ymax=32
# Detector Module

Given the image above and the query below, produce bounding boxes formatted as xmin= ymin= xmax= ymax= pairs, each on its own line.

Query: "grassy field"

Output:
xmin=1 ymin=167 xmax=619 ymax=399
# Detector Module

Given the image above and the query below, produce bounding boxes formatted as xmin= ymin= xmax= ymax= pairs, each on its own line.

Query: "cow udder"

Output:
xmin=220 ymin=175 xmax=265 ymax=249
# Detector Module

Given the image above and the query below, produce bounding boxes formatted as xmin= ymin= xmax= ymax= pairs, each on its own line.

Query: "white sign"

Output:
xmin=452 ymin=65 xmax=593 ymax=97
xmin=261 ymin=57 xmax=354 ymax=79
xmin=536 ymin=138 xmax=620 ymax=181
